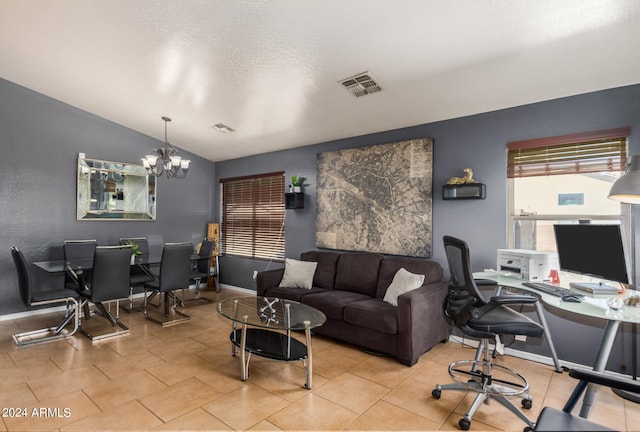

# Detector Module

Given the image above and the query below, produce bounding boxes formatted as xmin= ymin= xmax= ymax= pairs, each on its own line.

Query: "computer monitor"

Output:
xmin=553 ymin=224 xmax=629 ymax=291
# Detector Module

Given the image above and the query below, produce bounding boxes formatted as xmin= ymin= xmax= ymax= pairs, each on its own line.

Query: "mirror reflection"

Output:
xmin=77 ymin=157 xmax=156 ymax=220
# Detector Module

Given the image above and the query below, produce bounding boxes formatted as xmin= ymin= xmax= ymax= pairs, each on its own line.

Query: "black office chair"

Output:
xmin=533 ymin=368 xmax=640 ymax=431
xmin=10 ymin=246 xmax=80 ymax=346
xmin=78 ymin=245 xmax=132 ymax=341
xmin=432 ymin=235 xmax=544 ymax=431
xmin=183 ymin=239 xmax=216 ymax=307
xmin=119 ymin=237 xmax=155 ymax=312
xmin=143 ymin=242 xmax=192 ymax=326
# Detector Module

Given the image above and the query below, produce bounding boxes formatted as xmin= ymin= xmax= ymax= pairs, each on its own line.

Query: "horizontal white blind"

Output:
xmin=221 ymin=172 xmax=285 ymax=260
xmin=508 ymin=128 xmax=629 ymax=178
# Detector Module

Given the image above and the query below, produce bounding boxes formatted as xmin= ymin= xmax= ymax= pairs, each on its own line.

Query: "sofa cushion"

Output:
xmin=376 ymin=256 xmax=443 ymax=298
xmin=344 ymin=299 xmax=398 ymax=334
xmin=279 ymin=258 xmax=318 ymax=289
xmin=302 ymin=290 xmax=372 ymax=320
xmin=262 ymin=285 xmax=329 ymax=302
xmin=300 ymin=250 xmax=340 ymax=290
xmin=382 ymin=268 xmax=425 ymax=307
xmin=334 ymin=252 xmax=383 ymax=297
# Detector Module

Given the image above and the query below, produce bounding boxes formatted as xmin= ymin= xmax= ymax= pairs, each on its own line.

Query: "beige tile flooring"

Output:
xmin=0 ymin=287 xmax=638 ymax=431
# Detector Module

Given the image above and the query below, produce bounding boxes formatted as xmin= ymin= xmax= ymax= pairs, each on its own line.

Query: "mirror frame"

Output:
xmin=76 ymin=156 xmax=156 ymax=221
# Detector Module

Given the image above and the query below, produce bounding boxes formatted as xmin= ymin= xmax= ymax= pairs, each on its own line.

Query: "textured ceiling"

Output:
xmin=1 ymin=0 xmax=639 ymax=162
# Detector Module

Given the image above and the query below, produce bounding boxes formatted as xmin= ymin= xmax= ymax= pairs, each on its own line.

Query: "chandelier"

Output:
xmin=141 ymin=116 xmax=190 ymax=179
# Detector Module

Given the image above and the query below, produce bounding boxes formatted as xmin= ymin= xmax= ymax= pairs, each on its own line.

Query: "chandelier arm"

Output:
xmin=140 ymin=116 xmax=189 ymax=179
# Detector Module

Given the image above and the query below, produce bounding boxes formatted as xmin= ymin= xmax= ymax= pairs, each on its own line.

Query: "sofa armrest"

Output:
xmin=396 ymin=280 xmax=450 ymax=365
xmin=256 ymin=268 xmax=284 ymax=297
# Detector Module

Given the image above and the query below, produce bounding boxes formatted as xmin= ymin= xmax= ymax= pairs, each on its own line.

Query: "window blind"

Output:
xmin=220 ymin=171 xmax=285 ymax=260
xmin=507 ymin=128 xmax=629 ymax=178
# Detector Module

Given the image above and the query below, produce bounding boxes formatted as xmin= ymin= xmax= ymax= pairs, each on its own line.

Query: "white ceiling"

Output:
xmin=1 ymin=0 xmax=639 ymax=162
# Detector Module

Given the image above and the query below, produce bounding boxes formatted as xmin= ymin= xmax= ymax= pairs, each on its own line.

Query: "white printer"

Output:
xmin=497 ymin=249 xmax=558 ymax=281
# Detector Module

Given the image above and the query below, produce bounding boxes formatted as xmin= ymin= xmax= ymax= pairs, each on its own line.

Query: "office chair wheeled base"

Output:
xmin=432 ymin=356 xmax=535 ymax=431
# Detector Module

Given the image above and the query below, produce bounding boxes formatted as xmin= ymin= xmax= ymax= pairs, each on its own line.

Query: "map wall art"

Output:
xmin=316 ymin=138 xmax=433 ymax=257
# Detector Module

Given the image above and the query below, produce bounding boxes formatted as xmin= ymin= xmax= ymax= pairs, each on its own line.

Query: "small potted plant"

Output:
xmin=292 ymin=176 xmax=302 ymax=193
xmin=124 ymin=240 xmax=142 ymax=264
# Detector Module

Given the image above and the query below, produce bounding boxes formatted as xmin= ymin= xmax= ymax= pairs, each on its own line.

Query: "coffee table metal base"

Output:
xmin=230 ymin=324 xmax=314 ymax=389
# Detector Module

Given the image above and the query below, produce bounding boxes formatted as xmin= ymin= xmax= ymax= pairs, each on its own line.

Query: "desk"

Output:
xmin=476 ymin=272 xmax=640 ymax=417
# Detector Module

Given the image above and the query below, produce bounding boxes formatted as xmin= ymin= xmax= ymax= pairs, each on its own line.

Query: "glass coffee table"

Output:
xmin=217 ymin=296 xmax=326 ymax=389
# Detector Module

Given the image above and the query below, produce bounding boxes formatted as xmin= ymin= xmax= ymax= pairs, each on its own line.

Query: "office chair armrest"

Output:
xmin=489 ymin=294 xmax=538 ymax=305
xmin=569 ymin=368 xmax=640 ymax=394
xmin=471 ymin=294 xmax=538 ymax=318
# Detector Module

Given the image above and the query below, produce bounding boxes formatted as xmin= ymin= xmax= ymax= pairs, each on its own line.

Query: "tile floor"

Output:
xmin=0 ymin=287 xmax=638 ymax=431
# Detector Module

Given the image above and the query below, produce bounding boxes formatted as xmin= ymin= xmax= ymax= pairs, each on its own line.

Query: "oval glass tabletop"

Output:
xmin=217 ymin=296 xmax=326 ymax=331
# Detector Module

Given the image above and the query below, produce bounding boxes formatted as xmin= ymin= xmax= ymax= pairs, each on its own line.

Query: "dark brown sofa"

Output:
xmin=256 ymin=250 xmax=450 ymax=366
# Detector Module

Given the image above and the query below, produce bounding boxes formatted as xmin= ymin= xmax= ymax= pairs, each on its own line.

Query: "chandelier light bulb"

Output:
xmin=141 ymin=117 xmax=190 ymax=179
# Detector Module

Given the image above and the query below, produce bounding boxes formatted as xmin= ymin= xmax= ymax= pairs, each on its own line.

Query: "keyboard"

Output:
xmin=522 ymin=282 xmax=580 ymax=298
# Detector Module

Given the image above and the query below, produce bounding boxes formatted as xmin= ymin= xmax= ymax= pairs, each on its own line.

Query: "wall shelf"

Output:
xmin=285 ymin=192 xmax=304 ymax=209
xmin=442 ymin=183 xmax=486 ymax=200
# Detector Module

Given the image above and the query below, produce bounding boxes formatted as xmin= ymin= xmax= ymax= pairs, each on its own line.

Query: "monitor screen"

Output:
xmin=553 ymin=224 xmax=629 ymax=284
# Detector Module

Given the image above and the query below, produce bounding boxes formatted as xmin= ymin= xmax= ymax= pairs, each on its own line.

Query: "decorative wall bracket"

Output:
xmin=442 ymin=183 xmax=486 ymax=200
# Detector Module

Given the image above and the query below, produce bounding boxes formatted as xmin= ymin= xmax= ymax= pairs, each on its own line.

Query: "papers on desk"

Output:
xmin=579 ymin=297 xmax=610 ymax=310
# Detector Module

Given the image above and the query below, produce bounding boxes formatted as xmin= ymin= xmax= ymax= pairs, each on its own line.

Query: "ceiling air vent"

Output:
xmin=211 ymin=123 xmax=235 ymax=133
xmin=339 ymin=72 xmax=381 ymax=97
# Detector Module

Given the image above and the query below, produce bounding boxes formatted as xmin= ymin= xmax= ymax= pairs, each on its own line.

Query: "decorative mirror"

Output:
xmin=77 ymin=157 xmax=156 ymax=220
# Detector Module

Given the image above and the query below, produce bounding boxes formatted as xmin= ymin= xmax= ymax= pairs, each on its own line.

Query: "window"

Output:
xmin=220 ymin=171 xmax=285 ymax=260
xmin=507 ymin=128 xmax=630 ymax=251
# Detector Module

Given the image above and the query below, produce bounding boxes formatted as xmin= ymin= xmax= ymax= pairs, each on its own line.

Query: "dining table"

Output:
xmin=33 ymin=254 xmax=201 ymax=316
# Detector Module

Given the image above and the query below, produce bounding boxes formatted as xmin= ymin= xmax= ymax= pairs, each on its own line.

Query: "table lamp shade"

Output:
xmin=609 ymin=155 xmax=640 ymax=204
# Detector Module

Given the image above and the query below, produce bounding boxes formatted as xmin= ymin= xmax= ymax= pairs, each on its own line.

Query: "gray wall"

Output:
xmin=0 ymin=78 xmax=216 ymax=315
xmin=215 ymin=84 xmax=640 ymax=371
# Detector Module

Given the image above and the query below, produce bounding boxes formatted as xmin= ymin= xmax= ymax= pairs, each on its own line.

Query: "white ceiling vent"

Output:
xmin=339 ymin=72 xmax=381 ymax=97
xmin=211 ymin=123 xmax=235 ymax=133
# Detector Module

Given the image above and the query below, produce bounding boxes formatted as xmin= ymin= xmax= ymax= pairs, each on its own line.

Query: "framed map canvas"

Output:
xmin=316 ymin=138 xmax=433 ymax=257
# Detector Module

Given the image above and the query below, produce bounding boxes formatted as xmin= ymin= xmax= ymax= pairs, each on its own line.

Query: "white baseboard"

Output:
xmin=218 ymin=283 xmax=255 ymax=295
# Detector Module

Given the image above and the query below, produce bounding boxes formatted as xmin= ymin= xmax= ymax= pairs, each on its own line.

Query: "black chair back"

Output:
xmin=90 ymin=246 xmax=132 ymax=303
xmin=196 ymin=239 xmax=215 ymax=273
xmin=64 ymin=239 xmax=97 ymax=261
xmin=442 ymin=235 xmax=488 ymax=329
xmin=11 ymin=246 xmax=32 ymax=307
xmin=158 ymin=243 xmax=192 ymax=292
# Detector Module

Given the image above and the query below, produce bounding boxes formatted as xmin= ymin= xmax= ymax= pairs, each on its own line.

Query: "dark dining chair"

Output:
xmin=183 ymin=239 xmax=216 ymax=307
xmin=78 ymin=245 xmax=132 ymax=341
xmin=63 ymin=239 xmax=97 ymax=290
xmin=10 ymin=246 xmax=80 ymax=346
xmin=143 ymin=242 xmax=192 ymax=326
xmin=119 ymin=237 xmax=156 ymax=312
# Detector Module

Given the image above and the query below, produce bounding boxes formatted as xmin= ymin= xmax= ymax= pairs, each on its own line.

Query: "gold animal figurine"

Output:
xmin=447 ymin=168 xmax=477 ymax=185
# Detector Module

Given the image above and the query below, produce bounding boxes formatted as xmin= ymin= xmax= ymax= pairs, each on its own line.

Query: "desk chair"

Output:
xmin=143 ymin=242 xmax=192 ymax=326
xmin=78 ymin=245 xmax=132 ymax=341
xmin=432 ymin=236 xmax=544 ymax=431
xmin=10 ymin=246 xmax=80 ymax=346
xmin=119 ymin=237 xmax=155 ymax=312
xmin=183 ymin=239 xmax=216 ymax=307
xmin=533 ymin=368 xmax=640 ymax=431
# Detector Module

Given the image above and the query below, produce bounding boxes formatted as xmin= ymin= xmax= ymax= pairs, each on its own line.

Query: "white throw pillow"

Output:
xmin=383 ymin=268 xmax=425 ymax=306
xmin=278 ymin=258 xmax=318 ymax=289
